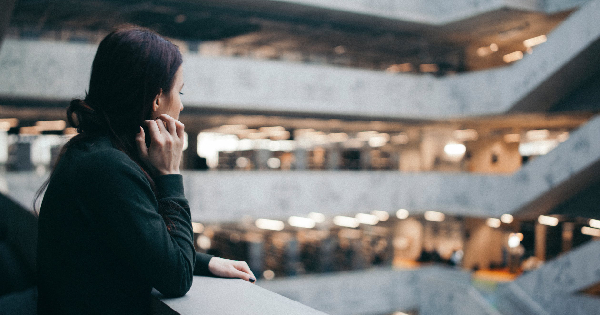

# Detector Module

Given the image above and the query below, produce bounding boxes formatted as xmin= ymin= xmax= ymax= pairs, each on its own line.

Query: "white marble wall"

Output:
xmin=2 ymin=115 xmax=599 ymax=222
xmin=1 ymin=0 xmax=599 ymax=120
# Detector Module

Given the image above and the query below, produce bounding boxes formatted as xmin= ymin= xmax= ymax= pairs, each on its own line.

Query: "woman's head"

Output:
xmin=69 ymin=27 xmax=183 ymax=135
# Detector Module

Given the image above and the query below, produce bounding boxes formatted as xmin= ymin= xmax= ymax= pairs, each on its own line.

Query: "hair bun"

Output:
xmin=67 ymin=99 xmax=104 ymax=133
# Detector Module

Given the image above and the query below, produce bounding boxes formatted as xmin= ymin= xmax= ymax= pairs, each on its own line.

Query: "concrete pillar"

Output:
xmin=535 ymin=223 xmax=547 ymax=261
xmin=327 ymin=146 xmax=341 ymax=170
xmin=293 ymin=149 xmax=308 ymax=170
xmin=247 ymin=240 xmax=264 ymax=279
xmin=562 ymin=222 xmax=574 ymax=253
xmin=359 ymin=147 xmax=371 ymax=170
xmin=254 ymin=149 xmax=271 ymax=170
xmin=284 ymin=239 xmax=300 ymax=276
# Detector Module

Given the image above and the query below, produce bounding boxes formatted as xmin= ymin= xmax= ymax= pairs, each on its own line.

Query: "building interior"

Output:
xmin=1 ymin=0 xmax=600 ymax=314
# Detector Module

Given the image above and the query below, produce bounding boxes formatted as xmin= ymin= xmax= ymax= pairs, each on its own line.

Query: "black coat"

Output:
xmin=37 ymin=135 xmax=212 ymax=315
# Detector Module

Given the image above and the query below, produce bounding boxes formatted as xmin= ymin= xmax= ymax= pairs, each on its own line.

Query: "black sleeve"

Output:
xmin=79 ymin=150 xmax=195 ymax=297
xmin=194 ymin=252 xmax=214 ymax=276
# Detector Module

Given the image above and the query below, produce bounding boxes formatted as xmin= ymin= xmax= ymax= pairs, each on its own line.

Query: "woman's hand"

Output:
xmin=208 ymin=257 xmax=256 ymax=283
xmin=136 ymin=114 xmax=185 ymax=176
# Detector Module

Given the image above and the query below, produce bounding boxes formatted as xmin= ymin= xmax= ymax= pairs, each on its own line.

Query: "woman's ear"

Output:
xmin=153 ymin=89 xmax=163 ymax=112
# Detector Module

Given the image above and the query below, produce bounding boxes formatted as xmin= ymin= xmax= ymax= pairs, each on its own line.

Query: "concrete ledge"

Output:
xmin=155 ymin=276 xmax=326 ymax=315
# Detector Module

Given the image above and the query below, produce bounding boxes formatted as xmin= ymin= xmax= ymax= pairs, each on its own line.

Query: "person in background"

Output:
xmin=36 ymin=27 xmax=255 ymax=315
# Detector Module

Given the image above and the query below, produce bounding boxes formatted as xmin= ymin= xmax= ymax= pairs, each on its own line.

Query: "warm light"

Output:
xmin=288 ymin=216 xmax=316 ymax=229
xmin=503 ymin=51 xmax=524 ymax=63
xmin=523 ymin=35 xmax=547 ymax=48
xmin=19 ymin=126 xmax=40 ymax=135
xmin=0 ymin=118 xmax=18 ymax=131
xmin=368 ymin=133 xmax=390 ymax=148
xmin=424 ymin=211 xmax=445 ymax=222
xmin=192 ymin=222 xmax=204 ymax=234
xmin=328 ymin=133 xmax=348 ymax=142
xmin=501 ymin=214 xmax=514 ymax=224
xmin=263 ymin=270 xmax=275 ymax=280
xmin=589 ymin=219 xmax=600 ymax=229
xmin=309 ymin=212 xmax=326 ymax=223
xmin=444 ymin=143 xmax=466 ymax=156
xmin=582 ymin=226 xmax=600 ymax=237
xmin=355 ymin=213 xmax=379 ymax=225
xmin=391 ymin=133 xmax=409 ymax=144
xmin=508 ymin=233 xmax=521 ymax=248
xmin=452 ymin=129 xmax=478 ymax=141
xmin=396 ymin=209 xmax=409 ymax=219
xmin=538 ymin=215 xmax=559 ymax=227
xmin=333 ymin=216 xmax=359 ymax=228
xmin=392 ymin=312 xmax=409 ymax=315
xmin=486 ymin=218 xmax=501 ymax=228
xmin=419 ymin=64 xmax=438 ymax=73
xmin=35 ymin=120 xmax=67 ymax=131
xmin=196 ymin=235 xmax=211 ymax=250
xmin=519 ymin=140 xmax=559 ymax=156
xmin=476 ymin=43 xmax=498 ymax=57
xmin=255 ymin=219 xmax=285 ymax=231
xmin=236 ymin=157 xmax=250 ymax=168
xmin=557 ymin=132 xmax=569 ymax=142
xmin=504 ymin=133 xmax=521 ymax=143
xmin=371 ymin=210 xmax=389 ymax=221
xmin=267 ymin=157 xmax=281 ymax=169
xmin=386 ymin=63 xmax=412 ymax=73
xmin=526 ymin=129 xmax=550 ymax=141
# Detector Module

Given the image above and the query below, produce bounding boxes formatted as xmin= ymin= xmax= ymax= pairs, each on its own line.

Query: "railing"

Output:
xmin=155 ymin=276 xmax=326 ymax=315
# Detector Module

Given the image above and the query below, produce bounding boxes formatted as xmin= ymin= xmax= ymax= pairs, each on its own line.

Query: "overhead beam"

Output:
xmin=0 ymin=0 xmax=17 ymax=51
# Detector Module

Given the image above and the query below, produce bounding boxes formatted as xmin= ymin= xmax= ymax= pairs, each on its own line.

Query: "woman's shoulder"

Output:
xmin=66 ymin=136 xmax=144 ymax=177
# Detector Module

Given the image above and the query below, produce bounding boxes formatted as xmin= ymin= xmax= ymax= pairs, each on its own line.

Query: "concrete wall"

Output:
xmin=1 ymin=0 xmax=599 ymax=119
xmin=265 ymin=0 xmax=571 ymax=25
xmin=258 ymin=266 xmax=498 ymax=315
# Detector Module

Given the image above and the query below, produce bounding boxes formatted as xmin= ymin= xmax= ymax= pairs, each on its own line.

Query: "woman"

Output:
xmin=37 ymin=27 xmax=255 ymax=315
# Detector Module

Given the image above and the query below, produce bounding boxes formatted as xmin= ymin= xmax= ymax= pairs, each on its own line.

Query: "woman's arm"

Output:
xmin=78 ymin=153 xmax=195 ymax=297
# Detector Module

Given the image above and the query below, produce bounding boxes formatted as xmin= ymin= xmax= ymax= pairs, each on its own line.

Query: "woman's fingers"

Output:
xmin=145 ymin=120 xmax=161 ymax=144
xmin=175 ymin=120 xmax=185 ymax=141
xmin=234 ymin=261 xmax=256 ymax=281
xmin=135 ymin=127 xmax=148 ymax=158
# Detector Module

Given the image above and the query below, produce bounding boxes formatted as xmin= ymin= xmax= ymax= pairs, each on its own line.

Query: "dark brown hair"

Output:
xmin=35 ymin=27 xmax=183 ymax=224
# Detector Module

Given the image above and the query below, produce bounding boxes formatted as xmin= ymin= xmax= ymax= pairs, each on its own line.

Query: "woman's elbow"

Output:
xmin=159 ymin=266 xmax=194 ymax=298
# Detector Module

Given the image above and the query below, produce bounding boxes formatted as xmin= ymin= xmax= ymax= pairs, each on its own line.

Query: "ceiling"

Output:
xmin=6 ymin=0 xmax=573 ymax=74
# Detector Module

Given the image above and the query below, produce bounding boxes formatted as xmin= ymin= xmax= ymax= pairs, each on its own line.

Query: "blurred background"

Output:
xmin=1 ymin=0 xmax=600 ymax=314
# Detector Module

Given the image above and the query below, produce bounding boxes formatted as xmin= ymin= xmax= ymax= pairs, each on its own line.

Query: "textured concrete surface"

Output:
xmin=3 ymin=115 xmax=600 ymax=221
xmin=156 ymin=276 xmax=326 ymax=315
xmin=1 ymin=0 xmax=599 ymax=120
xmin=496 ymin=240 xmax=600 ymax=315
xmin=258 ymin=0 xmax=584 ymax=25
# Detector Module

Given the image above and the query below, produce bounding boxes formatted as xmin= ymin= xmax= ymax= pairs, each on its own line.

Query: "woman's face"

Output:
xmin=153 ymin=66 xmax=184 ymax=120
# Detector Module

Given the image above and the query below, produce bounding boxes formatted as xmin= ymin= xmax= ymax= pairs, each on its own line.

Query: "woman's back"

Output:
xmin=37 ymin=135 xmax=194 ymax=314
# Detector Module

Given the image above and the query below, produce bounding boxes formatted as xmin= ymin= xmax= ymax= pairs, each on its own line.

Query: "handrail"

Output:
xmin=154 ymin=276 xmax=327 ymax=315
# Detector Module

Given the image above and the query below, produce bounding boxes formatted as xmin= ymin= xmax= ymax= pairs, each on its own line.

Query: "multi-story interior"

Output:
xmin=1 ymin=0 xmax=600 ymax=314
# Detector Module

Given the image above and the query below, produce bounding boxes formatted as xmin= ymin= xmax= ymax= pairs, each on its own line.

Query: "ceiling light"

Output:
xmin=486 ymin=218 xmax=501 ymax=228
xmin=255 ymin=219 xmax=285 ymax=231
xmin=333 ymin=216 xmax=359 ymax=228
xmin=538 ymin=215 xmax=558 ymax=227
xmin=523 ymin=35 xmax=547 ymax=48
xmin=501 ymin=214 xmax=514 ymax=224
xmin=355 ymin=213 xmax=379 ymax=225
xmin=396 ymin=209 xmax=409 ymax=219
xmin=424 ymin=211 xmax=445 ymax=222
xmin=503 ymin=51 xmax=523 ymax=63
xmin=288 ymin=216 xmax=316 ymax=229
